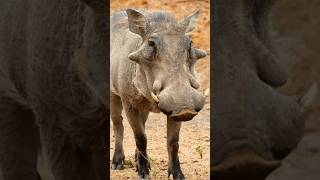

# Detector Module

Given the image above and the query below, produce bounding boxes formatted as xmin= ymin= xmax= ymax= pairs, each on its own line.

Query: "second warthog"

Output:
xmin=110 ymin=9 xmax=207 ymax=179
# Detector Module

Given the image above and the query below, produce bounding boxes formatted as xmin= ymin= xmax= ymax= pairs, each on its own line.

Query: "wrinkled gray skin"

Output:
xmin=0 ymin=0 xmax=108 ymax=180
xmin=110 ymin=9 xmax=206 ymax=179
xmin=212 ymin=0 xmax=316 ymax=179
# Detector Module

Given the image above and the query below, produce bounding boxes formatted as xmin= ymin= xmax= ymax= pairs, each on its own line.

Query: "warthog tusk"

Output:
xmin=204 ymin=88 xmax=210 ymax=98
xmin=298 ymin=82 xmax=318 ymax=110
xmin=151 ymin=92 xmax=159 ymax=103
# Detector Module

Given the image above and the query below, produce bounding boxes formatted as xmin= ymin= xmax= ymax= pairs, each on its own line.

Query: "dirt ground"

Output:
xmin=110 ymin=0 xmax=210 ymax=179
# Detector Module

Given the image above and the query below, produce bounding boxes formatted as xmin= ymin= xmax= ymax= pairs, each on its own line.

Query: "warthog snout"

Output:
xmin=156 ymin=82 xmax=205 ymax=121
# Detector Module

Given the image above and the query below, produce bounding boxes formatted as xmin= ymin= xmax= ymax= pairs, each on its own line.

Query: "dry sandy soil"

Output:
xmin=110 ymin=0 xmax=210 ymax=179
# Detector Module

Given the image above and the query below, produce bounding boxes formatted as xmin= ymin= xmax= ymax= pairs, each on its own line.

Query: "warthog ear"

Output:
xmin=126 ymin=9 xmax=149 ymax=37
xmin=180 ymin=10 xmax=200 ymax=33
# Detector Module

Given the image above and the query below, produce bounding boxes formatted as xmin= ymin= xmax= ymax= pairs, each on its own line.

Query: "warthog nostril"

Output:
xmin=212 ymin=150 xmax=281 ymax=180
xmin=169 ymin=110 xmax=198 ymax=121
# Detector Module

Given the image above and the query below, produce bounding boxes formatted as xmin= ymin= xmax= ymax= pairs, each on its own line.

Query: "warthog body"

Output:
xmin=0 ymin=0 xmax=108 ymax=179
xmin=212 ymin=0 xmax=317 ymax=179
xmin=110 ymin=9 xmax=206 ymax=179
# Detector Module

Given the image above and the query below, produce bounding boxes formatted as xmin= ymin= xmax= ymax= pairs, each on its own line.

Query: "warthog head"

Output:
xmin=126 ymin=9 xmax=207 ymax=121
xmin=212 ymin=0 xmax=318 ymax=179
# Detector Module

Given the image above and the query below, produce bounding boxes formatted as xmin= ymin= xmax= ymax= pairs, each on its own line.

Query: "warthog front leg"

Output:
xmin=167 ymin=118 xmax=185 ymax=180
xmin=110 ymin=93 xmax=125 ymax=170
xmin=123 ymin=100 xmax=150 ymax=179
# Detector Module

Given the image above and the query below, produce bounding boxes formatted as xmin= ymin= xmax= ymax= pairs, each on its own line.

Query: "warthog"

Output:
xmin=212 ymin=0 xmax=317 ymax=179
xmin=0 ymin=0 xmax=108 ymax=179
xmin=110 ymin=9 xmax=207 ymax=179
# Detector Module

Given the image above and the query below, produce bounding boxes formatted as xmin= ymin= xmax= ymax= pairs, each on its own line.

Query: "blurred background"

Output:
xmin=110 ymin=0 xmax=210 ymax=179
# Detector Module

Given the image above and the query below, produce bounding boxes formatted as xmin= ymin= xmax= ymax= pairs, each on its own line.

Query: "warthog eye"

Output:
xmin=142 ymin=40 xmax=156 ymax=60
xmin=148 ymin=40 xmax=155 ymax=47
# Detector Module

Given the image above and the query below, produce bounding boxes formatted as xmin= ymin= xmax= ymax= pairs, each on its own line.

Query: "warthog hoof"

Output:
xmin=111 ymin=151 xmax=125 ymax=170
xmin=137 ymin=174 xmax=150 ymax=180
xmin=168 ymin=167 xmax=185 ymax=180
xmin=136 ymin=158 xmax=150 ymax=180
xmin=136 ymin=168 xmax=150 ymax=180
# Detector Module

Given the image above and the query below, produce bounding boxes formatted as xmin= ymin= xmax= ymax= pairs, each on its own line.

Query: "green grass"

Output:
xmin=195 ymin=145 xmax=205 ymax=159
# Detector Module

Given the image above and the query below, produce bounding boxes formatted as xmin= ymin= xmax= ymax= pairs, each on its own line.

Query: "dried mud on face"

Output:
xmin=110 ymin=0 xmax=210 ymax=179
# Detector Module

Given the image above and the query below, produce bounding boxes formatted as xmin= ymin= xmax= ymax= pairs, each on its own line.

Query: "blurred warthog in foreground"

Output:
xmin=0 ymin=0 xmax=108 ymax=179
xmin=212 ymin=0 xmax=318 ymax=179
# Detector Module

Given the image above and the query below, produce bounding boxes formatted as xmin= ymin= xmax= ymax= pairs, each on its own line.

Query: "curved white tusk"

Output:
xmin=204 ymin=88 xmax=210 ymax=98
xmin=151 ymin=92 xmax=159 ymax=103
xmin=298 ymin=82 xmax=318 ymax=110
